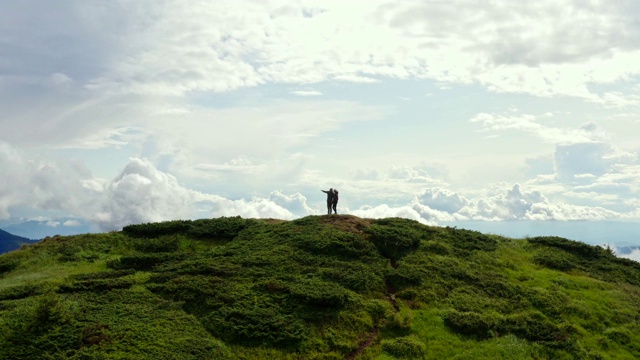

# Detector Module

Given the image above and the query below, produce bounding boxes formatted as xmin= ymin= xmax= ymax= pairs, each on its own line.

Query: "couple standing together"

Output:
xmin=321 ymin=188 xmax=339 ymax=215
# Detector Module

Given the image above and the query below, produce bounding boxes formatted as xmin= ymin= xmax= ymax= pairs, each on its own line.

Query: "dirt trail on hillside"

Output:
xmin=318 ymin=215 xmax=402 ymax=359
xmin=348 ymin=257 xmax=400 ymax=359
xmin=348 ymin=280 xmax=399 ymax=359
xmin=346 ymin=327 xmax=379 ymax=360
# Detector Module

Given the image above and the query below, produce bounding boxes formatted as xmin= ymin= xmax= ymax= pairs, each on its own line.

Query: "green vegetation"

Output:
xmin=1 ymin=215 xmax=639 ymax=359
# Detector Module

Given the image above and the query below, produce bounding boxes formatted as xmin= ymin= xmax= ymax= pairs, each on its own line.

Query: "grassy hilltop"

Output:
xmin=1 ymin=215 xmax=639 ymax=359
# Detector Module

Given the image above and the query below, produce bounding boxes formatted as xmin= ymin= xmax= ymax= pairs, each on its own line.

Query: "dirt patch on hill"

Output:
xmin=319 ymin=215 xmax=372 ymax=234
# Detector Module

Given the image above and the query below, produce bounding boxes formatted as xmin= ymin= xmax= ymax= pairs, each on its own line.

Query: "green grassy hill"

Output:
xmin=1 ymin=215 xmax=639 ymax=359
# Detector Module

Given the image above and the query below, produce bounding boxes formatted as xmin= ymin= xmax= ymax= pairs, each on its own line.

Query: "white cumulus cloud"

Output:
xmin=207 ymin=196 xmax=295 ymax=220
xmin=351 ymin=204 xmax=428 ymax=224
xmin=458 ymin=184 xmax=622 ymax=221
xmin=0 ymin=141 xmax=97 ymax=219
xmin=417 ymin=188 xmax=469 ymax=213
xmin=268 ymin=191 xmax=315 ymax=217
xmin=95 ymin=158 xmax=199 ymax=231
xmin=93 ymin=159 xmax=318 ymax=230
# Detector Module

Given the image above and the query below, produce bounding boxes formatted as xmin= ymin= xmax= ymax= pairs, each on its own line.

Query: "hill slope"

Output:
xmin=1 ymin=215 xmax=639 ymax=359
xmin=0 ymin=228 xmax=35 ymax=254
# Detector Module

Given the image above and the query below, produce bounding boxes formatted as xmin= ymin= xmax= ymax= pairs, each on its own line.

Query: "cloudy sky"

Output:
xmin=1 ymin=1 xmax=639 ymax=257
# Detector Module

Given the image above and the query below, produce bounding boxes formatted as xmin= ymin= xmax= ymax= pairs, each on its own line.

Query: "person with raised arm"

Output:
xmin=321 ymin=188 xmax=334 ymax=215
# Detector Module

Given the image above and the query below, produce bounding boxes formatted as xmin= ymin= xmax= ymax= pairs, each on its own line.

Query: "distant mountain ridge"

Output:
xmin=0 ymin=228 xmax=36 ymax=254
xmin=1 ymin=217 xmax=91 ymax=240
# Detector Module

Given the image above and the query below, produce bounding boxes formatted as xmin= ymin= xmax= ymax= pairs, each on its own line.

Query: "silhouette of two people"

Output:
xmin=321 ymin=188 xmax=339 ymax=215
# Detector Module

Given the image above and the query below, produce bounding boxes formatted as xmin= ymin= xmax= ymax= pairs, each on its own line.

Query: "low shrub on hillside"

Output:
xmin=422 ymin=240 xmax=452 ymax=255
xmin=124 ymin=217 xmax=256 ymax=240
xmin=32 ymin=293 xmax=75 ymax=329
xmin=366 ymin=220 xmax=425 ymax=261
xmin=70 ymin=269 xmax=136 ymax=281
xmin=528 ymin=236 xmax=608 ymax=259
xmin=589 ymin=258 xmax=640 ymax=286
xmin=155 ymin=258 xmax=241 ymax=277
xmin=295 ymin=231 xmax=378 ymax=260
xmin=604 ymin=327 xmax=632 ymax=345
xmin=320 ymin=263 xmax=385 ymax=292
xmin=447 ymin=286 xmax=499 ymax=313
xmin=0 ymin=255 xmax=20 ymax=275
xmin=417 ymin=256 xmax=479 ymax=297
xmin=0 ymin=288 xmax=234 ymax=360
xmin=522 ymin=287 xmax=566 ymax=316
xmin=383 ymin=309 xmax=413 ymax=334
xmin=287 ymin=278 xmax=351 ymax=308
xmin=443 ymin=310 xmax=499 ymax=339
xmin=61 ymin=251 xmax=101 ymax=263
xmin=479 ymin=278 xmax=521 ymax=299
xmin=500 ymin=311 xmax=566 ymax=342
xmin=365 ymin=299 xmax=393 ymax=325
xmin=187 ymin=217 xmax=256 ymax=240
xmin=58 ymin=269 xmax=136 ymax=293
xmin=444 ymin=309 xmax=566 ymax=343
xmin=531 ymin=237 xmax=640 ymax=286
xmin=123 ymin=220 xmax=191 ymax=238
xmin=291 ymin=216 xmax=322 ymax=226
xmin=381 ymin=335 xmax=426 ymax=358
xmin=149 ymin=274 xmax=226 ymax=303
xmin=0 ymin=283 xmax=49 ymax=301
xmin=205 ymin=304 xmax=307 ymax=347
xmin=133 ymin=235 xmax=180 ymax=253
xmin=534 ymin=249 xmax=577 ymax=272
xmin=57 ymin=242 xmax=83 ymax=262
xmin=395 ymin=288 xmax=420 ymax=301
xmin=58 ymin=277 xmax=136 ymax=293
xmin=384 ymin=265 xmax=424 ymax=290
xmin=107 ymin=252 xmax=187 ymax=271
xmin=450 ymin=229 xmax=498 ymax=253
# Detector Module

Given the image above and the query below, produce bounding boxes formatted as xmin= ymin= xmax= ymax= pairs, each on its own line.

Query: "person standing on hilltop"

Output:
xmin=321 ymin=188 xmax=334 ymax=215
xmin=332 ymin=189 xmax=339 ymax=214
